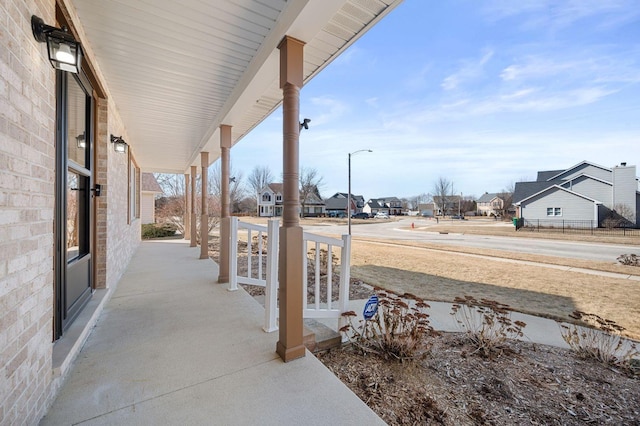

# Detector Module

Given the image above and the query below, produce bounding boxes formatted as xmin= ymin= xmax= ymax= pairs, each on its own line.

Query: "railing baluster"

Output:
xmin=338 ymin=235 xmax=351 ymax=339
xmin=257 ymin=230 xmax=263 ymax=280
xmin=247 ymin=229 xmax=252 ymax=279
xmin=228 ymin=217 xmax=238 ymax=291
xmin=303 ymin=239 xmax=308 ymax=311
xmin=314 ymin=241 xmax=320 ymax=311
xmin=263 ymin=219 xmax=279 ymax=332
xmin=327 ymin=244 xmax=333 ymax=310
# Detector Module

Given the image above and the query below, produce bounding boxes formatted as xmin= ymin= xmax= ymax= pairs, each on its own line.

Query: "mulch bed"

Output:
xmin=317 ymin=334 xmax=640 ymax=425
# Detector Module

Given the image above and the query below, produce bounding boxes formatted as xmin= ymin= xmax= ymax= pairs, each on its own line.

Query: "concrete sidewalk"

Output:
xmin=41 ymin=240 xmax=384 ymax=425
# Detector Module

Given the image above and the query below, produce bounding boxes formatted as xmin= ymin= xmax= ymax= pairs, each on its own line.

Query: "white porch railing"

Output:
xmin=228 ymin=218 xmax=279 ymax=332
xmin=227 ymin=217 xmax=351 ymax=334
xmin=302 ymin=231 xmax=351 ymax=333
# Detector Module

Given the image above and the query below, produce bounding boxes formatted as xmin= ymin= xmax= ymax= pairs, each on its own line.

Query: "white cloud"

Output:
xmin=499 ymin=52 xmax=640 ymax=91
xmin=441 ymin=49 xmax=494 ymax=91
xmin=484 ymin=0 xmax=640 ymax=31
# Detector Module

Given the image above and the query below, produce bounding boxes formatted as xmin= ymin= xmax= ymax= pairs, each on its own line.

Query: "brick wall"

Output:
xmin=0 ymin=1 xmax=57 ymax=424
xmin=1 ymin=1 xmax=142 ymax=423
xmin=105 ymin=101 xmax=140 ymax=289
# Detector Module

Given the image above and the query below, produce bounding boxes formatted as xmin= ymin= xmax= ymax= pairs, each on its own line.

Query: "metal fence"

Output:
xmin=519 ymin=219 xmax=640 ymax=237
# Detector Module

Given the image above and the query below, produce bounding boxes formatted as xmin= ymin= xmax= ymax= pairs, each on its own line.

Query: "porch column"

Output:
xmin=184 ymin=173 xmax=190 ymax=240
xmin=276 ymin=35 xmax=306 ymax=362
xmin=190 ymin=166 xmax=197 ymax=248
xmin=200 ymin=151 xmax=209 ymax=259
xmin=218 ymin=125 xmax=232 ymax=283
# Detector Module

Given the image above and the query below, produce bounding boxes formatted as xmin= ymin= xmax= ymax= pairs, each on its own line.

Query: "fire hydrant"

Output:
xmin=411 ymin=222 xmax=415 ymax=229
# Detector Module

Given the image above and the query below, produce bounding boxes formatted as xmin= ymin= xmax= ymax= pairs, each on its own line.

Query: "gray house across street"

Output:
xmin=514 ymin=161 xmax=640 ymax=228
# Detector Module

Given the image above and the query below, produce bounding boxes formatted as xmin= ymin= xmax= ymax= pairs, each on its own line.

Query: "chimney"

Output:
xmin=612 ymin=164 xmax=637 ymax=225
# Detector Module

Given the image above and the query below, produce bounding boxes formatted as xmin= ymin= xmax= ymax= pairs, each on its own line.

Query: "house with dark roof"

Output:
xmin=514 ymin=161 xmax=640 ymax=227
xmin=257 ymin=183 xmax=327 ymax=217
xmin=324 ymin=193 xmax=364 ymax=216
xmin=377 ymin=196 xmax=403 ymax=215
xmin=363 ymin=199 xmax=390 ymax=216
xmin=477 ymin=192 xmax=505 ymax=217
xmin=301 ymin=190 xmax=326 ymax=217
xmin=257 ymin=183 xmax=284 ymax=217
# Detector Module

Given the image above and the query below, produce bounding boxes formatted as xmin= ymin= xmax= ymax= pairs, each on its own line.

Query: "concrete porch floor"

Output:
xmin=41 ymin=240 xmax=384 ymax=425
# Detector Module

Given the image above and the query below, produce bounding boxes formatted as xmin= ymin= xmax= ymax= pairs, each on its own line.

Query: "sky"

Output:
xmin=229 ymin=0 xmax=640 ymax=201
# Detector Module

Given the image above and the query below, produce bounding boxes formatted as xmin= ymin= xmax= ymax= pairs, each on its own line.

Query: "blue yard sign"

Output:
xmin=363 ymin=294 xmax=379 ymax=320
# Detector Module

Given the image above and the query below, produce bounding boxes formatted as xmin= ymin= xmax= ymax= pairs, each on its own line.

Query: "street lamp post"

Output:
xmin=348 ymin=149 xmax=372 ymax=235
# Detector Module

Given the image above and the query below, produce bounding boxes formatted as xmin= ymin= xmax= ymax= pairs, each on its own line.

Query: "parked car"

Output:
xmin=351 ymin=212 xmax=369 ymax=219
xmin=374 ymin=212 xmax=390 ymax=219
xmin=451 ymin=214 xmax=464 ymax=220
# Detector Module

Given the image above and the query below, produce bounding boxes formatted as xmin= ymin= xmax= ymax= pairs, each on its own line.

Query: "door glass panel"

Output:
xmin=67 ymin=170 xmax=88 ymax=261
xmin=67 ymin=77 xmax=87 ymax=167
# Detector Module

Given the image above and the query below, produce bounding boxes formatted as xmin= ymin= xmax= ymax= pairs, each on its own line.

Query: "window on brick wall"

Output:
xmin=129 ymin=154 xmax=140 ymax=222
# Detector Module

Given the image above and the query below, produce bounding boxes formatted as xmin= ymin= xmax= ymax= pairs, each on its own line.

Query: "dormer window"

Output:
xmin=276 ymin=194 xmax=282 ymax=202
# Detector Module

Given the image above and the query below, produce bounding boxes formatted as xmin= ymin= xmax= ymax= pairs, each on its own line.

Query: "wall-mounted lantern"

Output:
xmin=76 ymin=133 xmax=86 ymax=149
xmin=110 ymin=135 xmax=128 ymax=153
xmin=31 ymin=15 xmax=83 ymax=74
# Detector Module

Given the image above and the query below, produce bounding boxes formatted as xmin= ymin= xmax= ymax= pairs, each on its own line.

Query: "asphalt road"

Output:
xmin=301 ymin=218 xmax=640 ymax=263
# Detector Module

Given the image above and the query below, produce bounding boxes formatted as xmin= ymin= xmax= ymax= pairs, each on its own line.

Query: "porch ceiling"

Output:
xmin=69 ymin=0 xmax=402 ymax=174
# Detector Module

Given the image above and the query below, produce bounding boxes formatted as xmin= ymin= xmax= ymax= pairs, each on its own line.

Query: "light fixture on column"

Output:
xmin=110 ymin=135 xmax=128 ymax=153
xmin=229 ymin=176 xmax=236 ymax=183
xmin=31 ymin=15 xmax=83 ymax=74
xmin=299 ymin=118 xmax=311 ymax=130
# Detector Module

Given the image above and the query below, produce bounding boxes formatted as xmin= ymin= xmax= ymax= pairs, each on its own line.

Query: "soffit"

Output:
xmin=70 ymin=0 xmax=402 ymax=173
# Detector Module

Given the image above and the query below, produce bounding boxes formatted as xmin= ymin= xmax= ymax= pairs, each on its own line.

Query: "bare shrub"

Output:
xmin=450 ymin=296 xmax=527 ymax=358
xmin=617 ymin=253 xmax=639 ymax=266
xmin=340 ymin=290 xmax=437 ymax=361
xmin=306 ymin=247 xmax=337 ymax=276
xmin=155 ymin=195 xmax=185 ymax=235
xmin=560 ymin=311 xmax=639 ymax=372
xmin=250 ymin=234 xmax=268 ymax=254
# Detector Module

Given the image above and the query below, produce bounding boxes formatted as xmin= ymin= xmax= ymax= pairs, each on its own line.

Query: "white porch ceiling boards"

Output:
xmin=70 ymin=0 xmax=402 ymax=173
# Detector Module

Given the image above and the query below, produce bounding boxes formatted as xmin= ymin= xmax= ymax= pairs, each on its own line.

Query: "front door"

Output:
xmin=54 ymin=70 xmax=94 ymax=339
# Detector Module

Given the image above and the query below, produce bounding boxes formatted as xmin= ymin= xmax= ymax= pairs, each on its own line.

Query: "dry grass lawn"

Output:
xmin=229 ymin=216 xmax=640 ymax=339
xmin=350 ymin=239 xmax=640 ymax=340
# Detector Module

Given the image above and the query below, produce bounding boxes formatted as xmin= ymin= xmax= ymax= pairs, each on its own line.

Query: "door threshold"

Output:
xmin=52 ymin=287 xmax=113 ymax=381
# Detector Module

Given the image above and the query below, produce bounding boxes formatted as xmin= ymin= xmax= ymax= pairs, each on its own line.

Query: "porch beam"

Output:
xmin=190 ymin=166 xmax=197 ymax=248
xmin=200 ymin=152 xmax=209 ymax=259
xmin=218 ymin=125 xmax=232 ymax=283
xmin=276 ymin=35 xmax=306 ymax=362
xmin=184 ymin=173 xmax=190 ymax=240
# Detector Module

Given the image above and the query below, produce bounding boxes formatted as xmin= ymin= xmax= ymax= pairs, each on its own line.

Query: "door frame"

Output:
xmin=54 ymin=69 xmax=95 ymax=339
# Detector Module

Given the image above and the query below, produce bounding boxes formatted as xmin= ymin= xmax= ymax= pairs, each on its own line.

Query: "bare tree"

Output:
xmin=155 ymin=173 xmax=185 ymax=197
xmin=603 ymin=203 xmax=636 ymax=228
xmin=497 ymin=181 xmax=516 ymax=218
xmin=433 ymin=177 xmax=453 ymax=216
xmin=247 ymin=166 xmax=274 ymax=198
xmin=299 ymin=166 xmax=324 ymax=218
xmin=154 ymin=173 xmax=186 ymax=234
xmin=209 ymin=161 xmax=245 ymax=213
